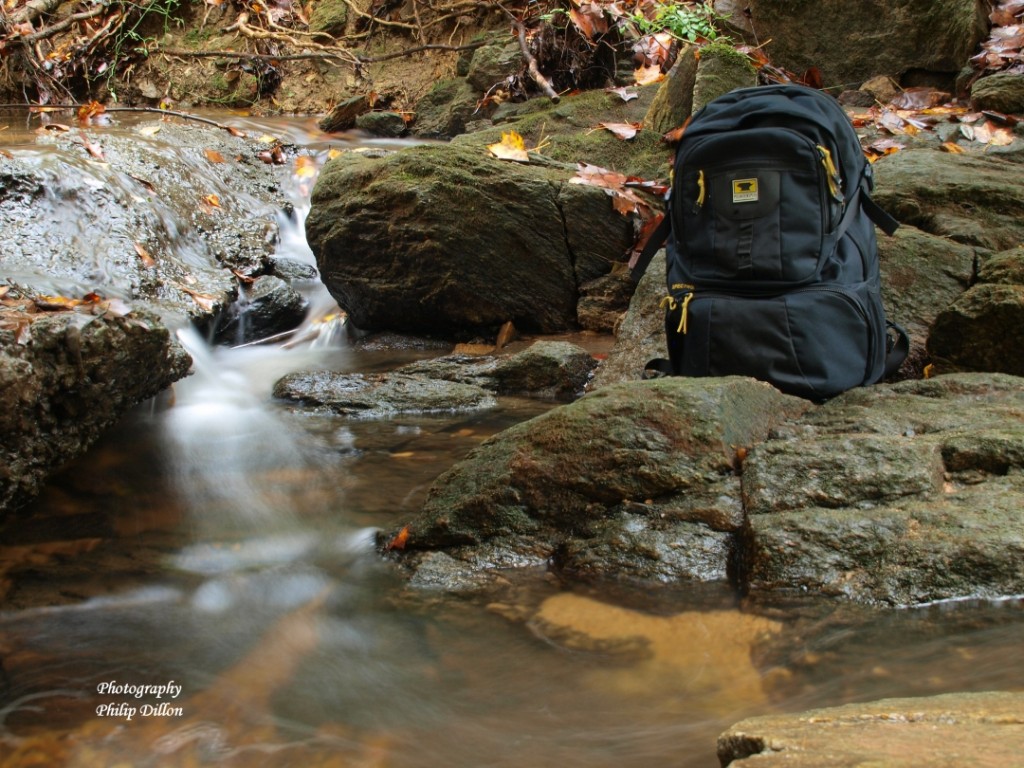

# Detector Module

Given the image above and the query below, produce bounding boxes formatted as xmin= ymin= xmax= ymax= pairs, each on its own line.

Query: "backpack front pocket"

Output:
xmin=670 ymin=287 xmax=874 ymax=400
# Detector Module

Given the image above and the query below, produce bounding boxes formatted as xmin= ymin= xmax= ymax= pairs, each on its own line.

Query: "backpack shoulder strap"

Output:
xmin=884 ymin=321 xmax=910 ymax=379
xmin=630 ymin=213 xmax=672 ymax=283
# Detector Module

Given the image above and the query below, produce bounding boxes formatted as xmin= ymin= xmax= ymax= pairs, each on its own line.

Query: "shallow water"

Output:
xmin=1 ymin=110 xmax=1023 ymax=767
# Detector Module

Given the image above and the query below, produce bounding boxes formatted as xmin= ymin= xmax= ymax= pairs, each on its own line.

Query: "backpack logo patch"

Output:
xmin=732 ymin=178 xmax=759 ymax=203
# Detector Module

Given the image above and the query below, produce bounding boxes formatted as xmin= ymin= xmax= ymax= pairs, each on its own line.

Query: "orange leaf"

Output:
xmin=203 ymin=194 xmax=221 ymax=208
xmin=204 ymin=148 xmax=227 ymax=163
xmin=294 ymin=155 xmax=318 ymax=178
xmin=384 ymin=525 xmax=410 ymax=552
xmin=940 ymin=141 xmax=966 ymax=154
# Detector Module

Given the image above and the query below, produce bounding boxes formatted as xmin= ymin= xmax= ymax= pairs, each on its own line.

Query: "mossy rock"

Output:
xmin=308 ymin=0 xmax=348 ymax=37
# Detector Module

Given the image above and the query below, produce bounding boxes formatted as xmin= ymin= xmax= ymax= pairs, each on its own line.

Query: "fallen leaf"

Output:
xmin=138 ymin=124 xmax=161 ymax=136
xmin=134 ymin=242 xmax=156 ymax=268
xmin=633 ymin=63 xmax=665 ymax=86
xmin=294 ymin=155 xmax=318 ymax=177
xmin=78 ymin=131 xmax=104 ymax=160
xmin=178 ymin=285 xmax=218 ymax=311
xmin=204 ymin=148 xmax=227 ymax=163
xmin=384 ymin=525 xmax=410 ymax=551
xmin=76 ymin=100 xmax=105 ymax=124
xmin=605 ymin=86 xmax=639 ymax=102
xmin=488 ymin=130 xmax=530 ymax=162
xmin=202 ymin=193 xmax=221 ymax=208
xmin=940 ymin=141 xmax=966 ymax=154
xmin=599 ymin=121 xmax=642 ymax=140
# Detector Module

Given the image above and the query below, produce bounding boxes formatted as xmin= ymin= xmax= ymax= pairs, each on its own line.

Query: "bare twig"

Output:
xmin=515 ymin=18 xmax=559 ymax=102
xmin=21 ymin=5 xmax=108 ymax=44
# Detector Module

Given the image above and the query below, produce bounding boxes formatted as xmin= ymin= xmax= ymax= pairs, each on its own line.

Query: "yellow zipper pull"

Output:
xmin=678 ymin=291 xmax=694 ymax=334
xmin=696 ymin=169 xmax=706 ymax=207
xmin=817 ymin=145 xmax=842 ymax=201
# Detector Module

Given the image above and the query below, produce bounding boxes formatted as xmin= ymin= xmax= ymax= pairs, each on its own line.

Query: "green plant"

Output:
xmin=631 ymin=1 xmax=729 ymax=43
xmin=101 ymin=0 xmax=183 ymax=97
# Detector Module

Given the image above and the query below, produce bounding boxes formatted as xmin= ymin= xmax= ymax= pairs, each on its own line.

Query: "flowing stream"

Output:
xmin=1 ymin=113 xmax=1023 ymax=767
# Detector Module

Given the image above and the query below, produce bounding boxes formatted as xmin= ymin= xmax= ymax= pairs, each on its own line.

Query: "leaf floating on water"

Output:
xmin=224 ymin=126 xmax=246 ymax=138
xmin=201 ymin=194 xmax=222 ymax=212
xmin=138 ymin=124 xmax=161 ymax=137
xmin=488 ymin=130 xmax=530 ymax=163
xmin=294 ymin=155 xmax=318 ymax=178
xmin=204 ymin=148 xmax=227 ymax=163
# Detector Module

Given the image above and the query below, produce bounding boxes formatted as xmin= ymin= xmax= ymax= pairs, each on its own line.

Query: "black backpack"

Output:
xmin=633 ymin=83 xmax=909 ymax=401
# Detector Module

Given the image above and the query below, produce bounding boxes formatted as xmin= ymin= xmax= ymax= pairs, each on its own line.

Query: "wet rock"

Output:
xmin=410 ymin=78 xmax=482 ymax=139
xmin=0 ymin=121 xmax=286 ymax=323
xmin=272 ymin=370 xmax=497 ymax=418
xmin=355 ymin=111 xmax=408 ymax=138
xmin=576 ymin=271 xmax=634 ymax=333
xmin=305 ymin=143 xmax=633 ymax=337
xmin=726 ymin=0 xmax=987 ymax=90
xmin=970 ymin=72 xmax=1024 ymax=114
xmin=389 ymin=377 xmax=808 ymax=580
xmin=588 ymin=248 xmax=669 ymax=388
xmin=740 ymin=374 xmax=1024 ymax=606
xmin=928 ymin=247 xmax=1024 ymax=375
xmin=718 ymin=691 xmax=1024 ymax=767
xmin=397 ymin=340 xmax=598 ymax=398
xmin=0 ymin=306 xmax=190 ymax=519
xmin=269 ymin=257 xmax=318 ymax=282
xmin=207 ymin=275 xmax=308 ymax=345
xmin=871 ymin=149 xmax=1024 ymax=251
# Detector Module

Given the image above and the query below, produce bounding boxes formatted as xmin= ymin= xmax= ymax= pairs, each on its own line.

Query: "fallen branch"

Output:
xmin=357 ymin=40 xmax=484 ymax=63
xmin=515 ymin=19 xmax=559 ymax=102
xmin=9 ymin=0 xmax=61 ymax=25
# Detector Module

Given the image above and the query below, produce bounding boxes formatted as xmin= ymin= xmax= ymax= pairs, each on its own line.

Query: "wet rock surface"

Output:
xmin=0 ymin=304 xmax=190 ymax=519
xmin=717 ymin=690 xmax=1024 ymax=767
xmin=273 ymin=370 xmax=497 ymax=418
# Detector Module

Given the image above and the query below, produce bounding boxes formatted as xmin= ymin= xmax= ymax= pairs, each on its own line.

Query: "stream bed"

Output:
xmin=1 ymin=112 xmax=1022 ymax=767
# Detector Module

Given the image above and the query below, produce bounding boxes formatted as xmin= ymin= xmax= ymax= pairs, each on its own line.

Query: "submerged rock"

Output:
xmin=718 ymin=690 xmax=1024 ymax=767
xmin=272 ymin=370 xmax=496 ymax=418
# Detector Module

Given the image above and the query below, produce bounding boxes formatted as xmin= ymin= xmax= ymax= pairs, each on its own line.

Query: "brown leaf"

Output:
xmin=599 ymin=121 xmax=642 ymax=140
xmin=76 ymin=100 xmax=106 ymax=124
xmin=203 ymin=148 xmax=227 ymax=163
xmin=78 ymin=131 xmax=105 ymax=160
xmin=940 ymin=141 xmax=966 ymax=154
xmin=134 ymin=242 xmax=157 ymax=268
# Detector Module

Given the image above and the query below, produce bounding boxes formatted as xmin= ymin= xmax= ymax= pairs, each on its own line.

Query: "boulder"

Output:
xmin=718 ymin=691 xmax=1024 ymax=767
xmin=870 ymin=148 xmax=1024 ymax=252
xmin=740 ymin=374 xmax=1024 ymax=606
xmin=971 ymin=72 xmax=1024 ymax=114
xmin=929 ymin=247 xmax=1024 ymax=375
xmin=0 ymin=302 xmax=190 ymax=519
xmin=305 ymin=143 xmax=634 ymax=337
xmin=387 ymin=377 xmax=809 ymax=582
xmin=0 ymin=121 xmax=288 ymax=323
xmin=723 ymin=0 xmax=988 ymax=89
